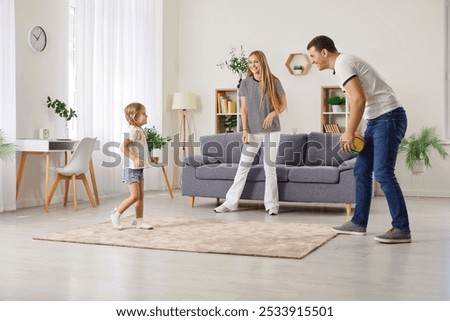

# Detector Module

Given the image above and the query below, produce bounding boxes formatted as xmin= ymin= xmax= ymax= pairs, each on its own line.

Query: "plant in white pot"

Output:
xmin=46 ymin=96 xmax=77 ymax=139
xmin=144 ymin=126 xmax=173 ymax=164
xmin=399 ymin=127 xmax=448 ymax=174
xmin=293 ymin=65 xmax=303 ymax=75
xmin=327 ymin=95 xmax=345 ymax=112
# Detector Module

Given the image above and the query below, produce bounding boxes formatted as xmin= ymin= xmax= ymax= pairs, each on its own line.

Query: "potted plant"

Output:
xmin=327 ymin=95 xmax=346 ymax=112
xmin=0 ymin=130 xmax=15 ymax=161
xmin=46 ymin=96 xmax=77 ymax=139
xmin=217 ymin=45 xmax=248 ymax=87
xmin=399 ymin=127 xmax=448 ymax=174
xmin=293 ymin=65 xmax=303 ymax=75
xmin=222 ymin=115 xmax=237 ymax=133
xmin=144 ymin=126 xmax=173 ymax=163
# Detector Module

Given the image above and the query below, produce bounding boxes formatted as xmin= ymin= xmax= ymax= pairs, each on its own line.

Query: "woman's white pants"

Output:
xmin=223 ymin=131 xmax=281 ymax=211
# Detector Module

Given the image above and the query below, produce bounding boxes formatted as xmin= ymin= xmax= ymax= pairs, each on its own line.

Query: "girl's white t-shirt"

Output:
xmin=124 ymin=125 xmax=151 ymax=169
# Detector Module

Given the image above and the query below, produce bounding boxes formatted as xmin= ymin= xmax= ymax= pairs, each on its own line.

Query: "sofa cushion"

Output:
xmin=196 ymin=163 xmax=238 ymax=180
xmin=278 ymin=134 xmax=308 ymax=165
xmin=258 ymin=133 xmax=308 ymax=166
xmin=195 ymin=163 xmax=290 ymax=182
xmin=200 ymin=132 xmax=259 ymax=164
xmin=304 ymin=132 xmax=355 ymax=167
xmin=246 ymin=165 xmax=290 ymax=182
xmin=288 ymin=166 xmax=340 ymax=184
xmin=184 ymin=155 xmax=221 ymax=167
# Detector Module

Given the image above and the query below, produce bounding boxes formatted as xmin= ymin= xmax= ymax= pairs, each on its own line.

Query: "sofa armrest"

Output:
xmin=338 ymin=157 xmax=356 ymax=172
xmin=184 ymin=155 xmax=221 ymax=167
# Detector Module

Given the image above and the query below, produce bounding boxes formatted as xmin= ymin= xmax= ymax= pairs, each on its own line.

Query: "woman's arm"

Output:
xmin=262 ymin=95 xmax=287 ymax=129
xmin=240 ymin=96 xmax=249 ymax=144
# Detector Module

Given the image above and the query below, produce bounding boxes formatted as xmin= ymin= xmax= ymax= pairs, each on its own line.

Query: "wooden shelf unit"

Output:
xmin=321 ymin=86 xmax=348 ymax=133
xmin=215 ymin=88 xmax=241 ymax=133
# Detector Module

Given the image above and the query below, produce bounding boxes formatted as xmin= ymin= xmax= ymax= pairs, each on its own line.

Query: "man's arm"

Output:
xmin=341 ymin=77 xmax=366 ymax=152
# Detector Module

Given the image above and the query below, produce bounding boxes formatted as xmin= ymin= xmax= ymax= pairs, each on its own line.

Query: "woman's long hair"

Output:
xmin=246 ymin=50 xmax=281 ymax=114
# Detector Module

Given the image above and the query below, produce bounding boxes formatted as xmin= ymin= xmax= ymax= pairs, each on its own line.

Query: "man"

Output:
xmin=307 ymin=35 xmax=411 ymax=243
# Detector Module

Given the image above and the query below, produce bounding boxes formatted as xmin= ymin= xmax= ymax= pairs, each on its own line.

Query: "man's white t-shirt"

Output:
xmin=334 ymin=53 xmax=401 ymax=120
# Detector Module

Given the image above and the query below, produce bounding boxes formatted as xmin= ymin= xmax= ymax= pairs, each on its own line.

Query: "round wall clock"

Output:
xmin=27 ymin=26 xmax=47 ymax=53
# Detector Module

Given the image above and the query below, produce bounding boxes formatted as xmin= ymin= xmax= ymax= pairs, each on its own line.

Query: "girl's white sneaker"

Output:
xmin=110 ymin=208 xmax=123 ymax=230
xmin=132 ymin=219 xmax=153 ymax=230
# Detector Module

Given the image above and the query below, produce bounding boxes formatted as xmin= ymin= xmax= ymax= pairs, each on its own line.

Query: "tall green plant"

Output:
xmin=399 ymin=127 xmax=448 ymax=170
xmin=0 ymin=130 xmax=15 ymax=161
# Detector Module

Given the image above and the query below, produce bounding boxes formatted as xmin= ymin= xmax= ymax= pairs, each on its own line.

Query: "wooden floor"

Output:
xmin=1 ymin=191 xmax=449 ymax=300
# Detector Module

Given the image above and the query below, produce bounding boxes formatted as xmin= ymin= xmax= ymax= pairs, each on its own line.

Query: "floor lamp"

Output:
xmin=172 ymin=92 xmax=197 ymax=161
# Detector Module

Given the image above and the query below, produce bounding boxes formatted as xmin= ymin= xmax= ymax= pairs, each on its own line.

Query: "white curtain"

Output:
xmin=75 ymin=0 xmax=156 ymax=196
xmin=0 ymin=0 xmax=17 ymax=212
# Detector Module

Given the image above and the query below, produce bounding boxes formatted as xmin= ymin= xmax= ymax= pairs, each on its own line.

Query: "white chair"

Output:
xmin=46 ymin=137 xmax=97 ymax=212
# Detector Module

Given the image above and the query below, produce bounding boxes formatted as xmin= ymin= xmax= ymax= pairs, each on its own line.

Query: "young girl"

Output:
xmin=214 ymin=50 xmax=287 ymax=215
xmin=110 ymin=102 xmax=153 ymax=230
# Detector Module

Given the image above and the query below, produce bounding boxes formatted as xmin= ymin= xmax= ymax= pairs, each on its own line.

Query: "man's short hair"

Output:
xmin=307 ymin=35 xmax=338 ymax=52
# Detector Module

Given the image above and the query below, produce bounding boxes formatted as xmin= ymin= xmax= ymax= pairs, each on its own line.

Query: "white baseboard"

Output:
xmin=402 ymin=189 xmax=450 ymax=198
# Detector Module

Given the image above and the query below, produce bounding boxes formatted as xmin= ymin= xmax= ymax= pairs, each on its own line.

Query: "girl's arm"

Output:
xmin=121 ymin=138 xmax=142 ymax=167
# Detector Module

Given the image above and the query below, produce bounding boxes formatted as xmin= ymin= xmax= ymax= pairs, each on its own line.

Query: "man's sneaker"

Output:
xmin=132 ymin=219 xmax=153 ymax=230
xmin=374 ymin=228 xmax=411 ymax=244
xmin=268 ymin=208 xmax=278 ymax=215
xmin=214 ymin=203 xmax=233 ymax=213
xmin=110 ymin=208 xmax=123 ymax=230
xmin=332 ymin=221 xmax=367 ymax=235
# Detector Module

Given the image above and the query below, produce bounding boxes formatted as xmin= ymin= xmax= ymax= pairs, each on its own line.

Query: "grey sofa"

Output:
xmin=182 ymin=132 xmax=357 ymax=215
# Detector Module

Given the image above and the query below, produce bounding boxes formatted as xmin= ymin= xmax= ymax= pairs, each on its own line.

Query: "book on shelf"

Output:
xmin=217 ymin=92 xmax=226 ymax=113
xmin=227 ymin=100 xmax=236 ymax=113
xmin=323 ymin=123 xmax=341 ymax=133
xmin=220 ymin=96 xmax=227 ymax=114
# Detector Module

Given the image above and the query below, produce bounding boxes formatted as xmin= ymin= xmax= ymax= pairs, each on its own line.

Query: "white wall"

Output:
xmin=176 ymin=0 xmax=450 ymax=197
xmin=15 ymin=0 xmax=69 ymax=207
xmin=16 ymin=0 xmax=68 ymax=139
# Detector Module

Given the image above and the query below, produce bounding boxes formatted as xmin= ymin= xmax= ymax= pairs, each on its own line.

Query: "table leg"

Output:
xmin=16 ymin=152 xmax=28 ymax=199
xmin=89 ymin=158 xmax=100 ymax=205
xmin=161 ymin=166 xmax=174 ymax=199
xmin=44 ymin=153 xmax=50 ymax=213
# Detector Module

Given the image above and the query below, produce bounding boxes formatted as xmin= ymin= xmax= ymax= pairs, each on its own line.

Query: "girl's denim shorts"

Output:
xmin=123 ymin=168 xmax=144 ymax=184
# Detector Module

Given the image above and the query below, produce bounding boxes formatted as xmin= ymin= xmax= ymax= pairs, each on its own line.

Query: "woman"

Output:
xmin=214 ymin=50 xmax=287 ymax=215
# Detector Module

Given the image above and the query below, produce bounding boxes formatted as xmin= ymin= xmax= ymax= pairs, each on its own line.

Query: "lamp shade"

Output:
xmin=172 ymin=92 xmax=197 ymax=110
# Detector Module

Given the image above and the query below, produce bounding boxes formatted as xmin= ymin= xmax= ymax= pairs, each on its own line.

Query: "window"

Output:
xmin=68 ymin=2 xmax=76 ymax=138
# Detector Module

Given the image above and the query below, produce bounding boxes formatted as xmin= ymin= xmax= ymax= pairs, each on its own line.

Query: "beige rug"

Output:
xmin=33 ymin=216 xmax=337 ymax=260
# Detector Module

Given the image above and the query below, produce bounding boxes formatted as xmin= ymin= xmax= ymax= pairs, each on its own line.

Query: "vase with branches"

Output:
xmin=46 ymin=96 xmax=77 ymax=139
xmin=217 ymin=45 xmax=248 ymax=87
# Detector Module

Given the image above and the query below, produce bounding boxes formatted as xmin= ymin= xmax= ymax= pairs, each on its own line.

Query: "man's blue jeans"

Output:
xmin=351 ymin=107 xmax=410 ymax=232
